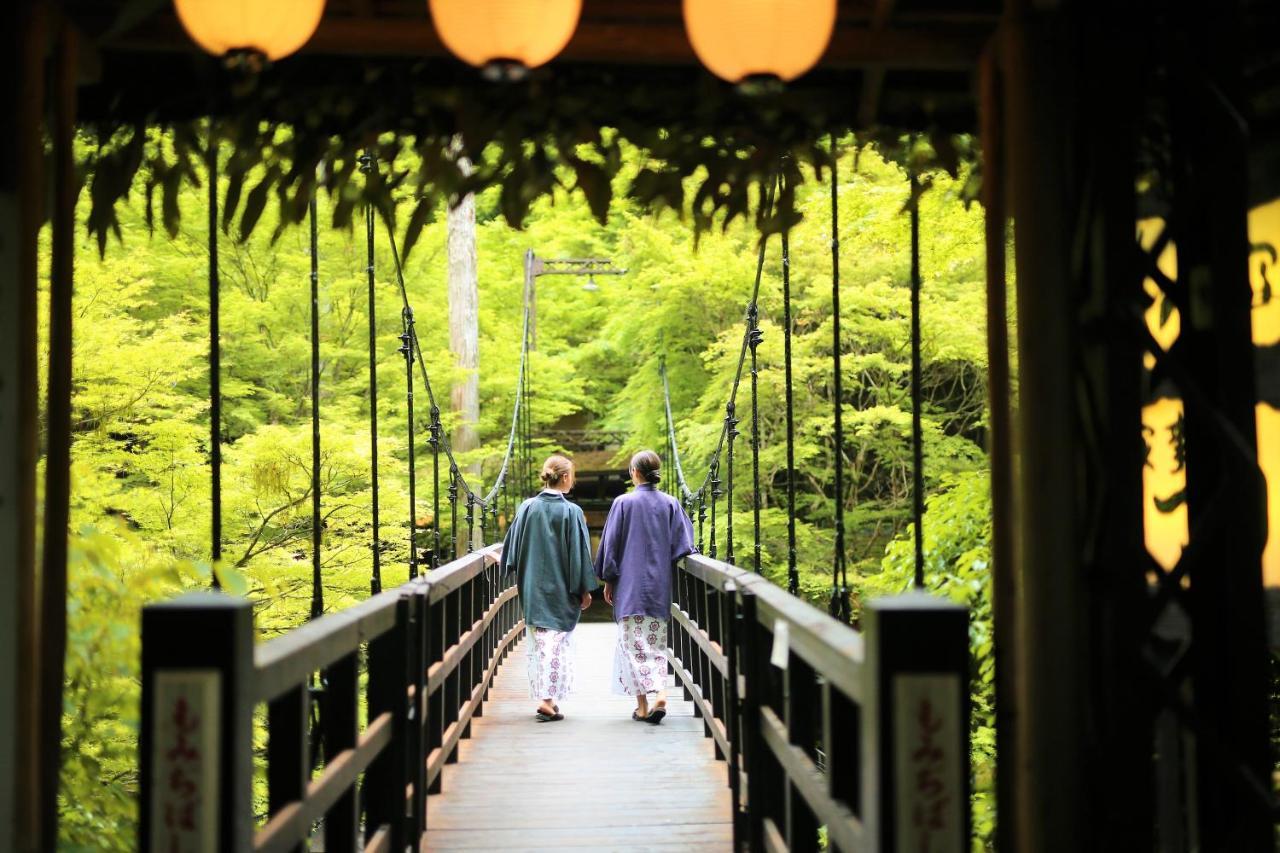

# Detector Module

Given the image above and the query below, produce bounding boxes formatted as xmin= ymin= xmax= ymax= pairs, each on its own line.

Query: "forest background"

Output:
xmin=42 ymin=134 xmax=1003 ymax=850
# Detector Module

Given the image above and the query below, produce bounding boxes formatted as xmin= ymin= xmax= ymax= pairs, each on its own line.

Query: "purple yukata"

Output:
xmin=594 ymin=484 xmax=695 ymax=696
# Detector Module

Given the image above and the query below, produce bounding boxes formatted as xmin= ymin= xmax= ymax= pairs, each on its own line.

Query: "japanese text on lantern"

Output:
xmin=150 ymin=670 xmax=221 ymax=852
xmin=893 ymin=674 xmax=963 ymax=853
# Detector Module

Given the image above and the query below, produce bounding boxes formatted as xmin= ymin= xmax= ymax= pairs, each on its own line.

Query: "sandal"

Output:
xmin=535 ymin=710 xmax=564 ymax=722
xmin=631 ymin=710 xmax=648 ymax=722
xmin=645 ymin=706 xmax=667 ymax=725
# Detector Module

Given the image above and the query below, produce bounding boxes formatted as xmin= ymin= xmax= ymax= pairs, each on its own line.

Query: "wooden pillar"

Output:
xmin=2 ymin=2 xmax=45 ymax=849
xmin=1003 ymin=6 xmax=1084 ymax=847
xmin=39 ymin=16 xmax=78 ymax=847
xmin=977 ymin=43 xmax=1019 ymax=853
xmin=1003 ymin=1 xmax=1152 ymax=848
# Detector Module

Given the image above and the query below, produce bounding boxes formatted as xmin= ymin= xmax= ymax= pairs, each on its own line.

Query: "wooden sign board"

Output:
xmin=892 ymin=673 xmax=964 ymax=853
xmin=148 ymin=669 xmax=221 ymax=852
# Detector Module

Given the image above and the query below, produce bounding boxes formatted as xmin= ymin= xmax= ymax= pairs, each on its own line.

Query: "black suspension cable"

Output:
xmin=780 ymin=183 xmax=799 ymax=596
xmin=909 ymin=171 xmax=926 ymax=590
xmin=830 ymin=141 xmax=850 ymax=622
xmin=658 ymin=176 xmax=778 ymax=570
xmin=208 ymin=124 xmax=222 ymax=587
xmin=381 ymin=211 xmax=529 ymax=518
xmin=400 ymin=308 xmax=419 ymax=579
xmin=309 ymin=196 xmax=324 ymax=619
xmin=748 ymin=301 xmax=763 ymax=573
xmin=361 ymin=154 xmax=382 ymax=595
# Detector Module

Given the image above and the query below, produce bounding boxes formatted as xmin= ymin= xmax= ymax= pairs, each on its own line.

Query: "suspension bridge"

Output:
xmin=137 ymin=149 xmax=969 ymax=853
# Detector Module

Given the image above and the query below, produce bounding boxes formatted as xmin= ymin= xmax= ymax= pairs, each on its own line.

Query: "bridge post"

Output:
xmin=365 ymin=593 xmax=411 ymax=849
xmin=722 ymin=580 xmax=742 ymax=828
xmin=407 ymin=583 xmax=430 ymax=845
xmin=862 ymin=592 xmax=969 ymax=853
xmin=737 ymin=587 xmax=765 ymax=852
xmin=139 ymin=593 xmax=254 ymax=852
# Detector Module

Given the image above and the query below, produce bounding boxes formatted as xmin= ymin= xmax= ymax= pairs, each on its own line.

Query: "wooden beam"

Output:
xmin=105 ymin=15 xmax=985 ymax=70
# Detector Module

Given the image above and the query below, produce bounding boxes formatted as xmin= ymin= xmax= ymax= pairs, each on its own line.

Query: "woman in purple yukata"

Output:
xmin=594 ymin=450 xmax=695 ymax=724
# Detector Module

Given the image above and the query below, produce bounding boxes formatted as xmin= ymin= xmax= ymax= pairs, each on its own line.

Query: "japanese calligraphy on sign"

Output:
xmin=150 ymin=670 xmax=221 ymax=852
xmin=893 ymin=674 xmax=963 ymax=853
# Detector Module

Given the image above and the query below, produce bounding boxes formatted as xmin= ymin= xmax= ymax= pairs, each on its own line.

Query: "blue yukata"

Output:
xmin=502 ymin=490 xmax=597 ymax=699
xmin=594 ymin=484 xmax=695 ymax=696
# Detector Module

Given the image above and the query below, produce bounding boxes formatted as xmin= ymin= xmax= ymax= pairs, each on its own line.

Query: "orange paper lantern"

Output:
xmin=683 ymin=0 xmax=836 ymax=84
xmin=174 ymin=0 xmax=326 ymax=61
xmin=429 ymin=0 xmax=582 ymax=75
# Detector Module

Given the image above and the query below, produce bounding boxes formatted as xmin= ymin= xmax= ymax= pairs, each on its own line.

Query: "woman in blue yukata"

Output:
xmin=501 ymin=454 xmax=598 ymax=722
xmin=594 ymin=450 xmax=695 ymax=724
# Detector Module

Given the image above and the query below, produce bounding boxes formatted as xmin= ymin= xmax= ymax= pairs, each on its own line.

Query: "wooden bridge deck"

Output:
xmin=423 ymin=622 xmax=734 ymax=851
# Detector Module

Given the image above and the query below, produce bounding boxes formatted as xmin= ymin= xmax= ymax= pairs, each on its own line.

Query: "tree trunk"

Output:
xmin=447 ymin=153 xmax=481 ymax=554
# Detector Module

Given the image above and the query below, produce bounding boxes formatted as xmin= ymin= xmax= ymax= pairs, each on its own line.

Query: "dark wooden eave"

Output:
xmin=66 ymin=0 xmax=999 ymax=130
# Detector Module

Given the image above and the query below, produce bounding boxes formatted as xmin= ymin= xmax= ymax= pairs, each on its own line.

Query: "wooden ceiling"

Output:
xmin=80 ymin=0 xmax=997 ymax=67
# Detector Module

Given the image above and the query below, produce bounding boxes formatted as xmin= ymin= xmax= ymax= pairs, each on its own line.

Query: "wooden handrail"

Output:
xmin=254 ymin=590 xmax=401 ymax=704
xmin=424 ymin=543 xmax=502 ymax=603
xmin=140 ymin=542 xmax=520 ymax=852
xmin=670 ymin=552 xmax=969 ymax=851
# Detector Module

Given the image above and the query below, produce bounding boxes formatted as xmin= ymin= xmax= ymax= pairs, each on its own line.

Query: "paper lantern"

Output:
xmin=1250 ymin=198 xmax=1280 ymax=587
xmin=683 ymin=0 xmax=836 ymax=84
xmin=429 ymin=0 xmax=582 ymax=77
xmin=174 ymin=0 xmax=326 ymax=61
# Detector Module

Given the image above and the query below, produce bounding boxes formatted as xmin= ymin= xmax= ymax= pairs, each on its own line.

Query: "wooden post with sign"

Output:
xmin=139 ymin=593 xmax=254 ymax=852
xmin=862 ymin=593 xmax=969 ymax=853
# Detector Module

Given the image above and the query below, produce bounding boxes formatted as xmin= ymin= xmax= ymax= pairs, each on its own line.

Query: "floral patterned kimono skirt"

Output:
xmin=526 ymin=626 xmax=576 ymax=700
xmin=612 ymin=614 xmax=670 ymax=697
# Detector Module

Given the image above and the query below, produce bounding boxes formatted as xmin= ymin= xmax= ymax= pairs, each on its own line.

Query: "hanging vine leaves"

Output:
xmin=77 ymin=60 xmax=979 ymax=256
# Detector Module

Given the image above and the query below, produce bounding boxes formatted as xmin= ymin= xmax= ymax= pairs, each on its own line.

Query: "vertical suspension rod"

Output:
xmin=725 ymin=402 xmax=738 ymax=565
xmin=361 ymin=154 xmax=381 ymax=594
xmin=401 ymin=308 xmax=419 ymax=579
xmin=909 ymin=172 xmax=926 ymax=589
xmin=748 ymin=302 xmax=763 ymax=573
xmin=309 ymin=196 xmax=323 ymax=618
xmin=830 ymin=142 xmax=849 ymax=620
xmin=710 ymin=465 xmax=720 ymax=559
xmin=449 ymin=467 xmax=460 ymax=560
xmin=781 ymin=202 xmax=799 ymax=595
xmin=431 ymin=406 xmax=441 ymax=570
xmin=209 ymin=123 xmax=223 ymax=583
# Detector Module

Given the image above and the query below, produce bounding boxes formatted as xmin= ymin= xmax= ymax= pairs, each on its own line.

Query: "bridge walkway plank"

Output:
xmin=423 ymin=622 xmax=733 ymax=851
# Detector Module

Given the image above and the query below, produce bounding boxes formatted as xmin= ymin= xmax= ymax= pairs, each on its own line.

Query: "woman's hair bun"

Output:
xmin=630 ymin=450 xmax=662 ymax=485
xmin=540 ymin=454 xmax=574 ymax=487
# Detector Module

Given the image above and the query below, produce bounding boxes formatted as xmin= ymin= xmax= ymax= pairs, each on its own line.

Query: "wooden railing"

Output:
xmin=138 ymin=544 xmax=520 ymax=852
xmin=671 ymin=553 xmax=970 ymax=852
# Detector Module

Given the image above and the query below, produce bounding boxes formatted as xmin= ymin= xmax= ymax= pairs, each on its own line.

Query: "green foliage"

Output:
xmin=81 ymin=66 xmax=979 ymax=261
xmin=51 ymin=133 xmax=1000 ymax=848
xmin=59 ymin=522 xmax=201 ymax=851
